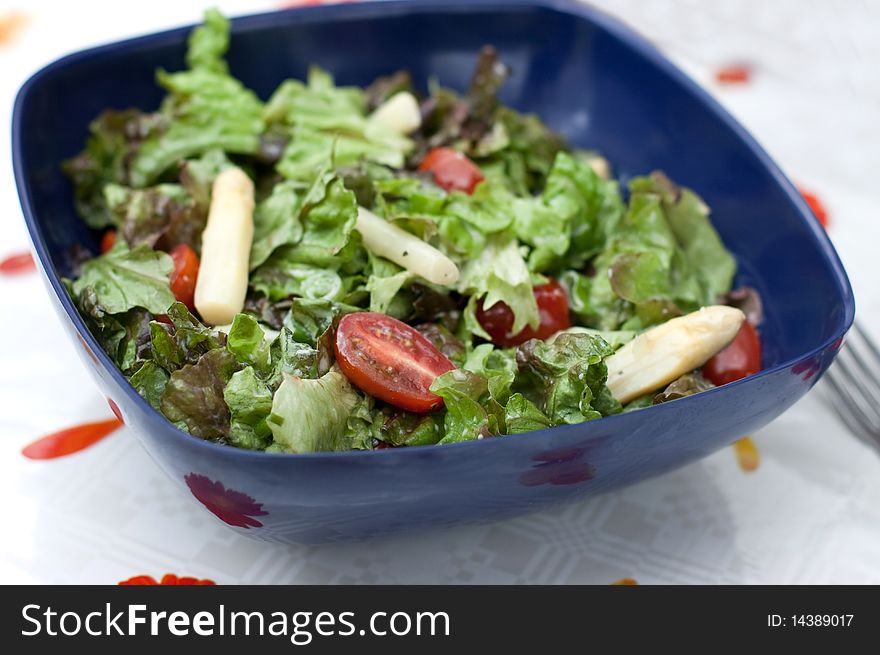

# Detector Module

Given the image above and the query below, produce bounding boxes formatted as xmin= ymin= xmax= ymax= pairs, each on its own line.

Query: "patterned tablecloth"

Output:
xmin=2 ymin=0 xmax=879 ymax=584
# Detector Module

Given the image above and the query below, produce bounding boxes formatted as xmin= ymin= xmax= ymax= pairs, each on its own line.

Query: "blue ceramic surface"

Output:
xmin=13 ymin=0 xmax=854 ymax=543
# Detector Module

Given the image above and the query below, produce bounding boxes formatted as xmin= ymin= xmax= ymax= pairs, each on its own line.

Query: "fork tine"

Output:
xmin=824 ymin=367 xmax=880 ymax=442
xmin=845 ymin=327 xmax=880 ymax=399
xmin=854 ymin=322 xmax=880 ymax=366
xmin=826 ymin=348 xmax=880 ymax=425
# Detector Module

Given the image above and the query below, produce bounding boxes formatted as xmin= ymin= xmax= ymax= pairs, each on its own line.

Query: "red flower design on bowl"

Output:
xmin=184 ymin=473 xmax=268 ymax=528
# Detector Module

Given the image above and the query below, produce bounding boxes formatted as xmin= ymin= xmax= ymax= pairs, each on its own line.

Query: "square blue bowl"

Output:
xmin=13 ymin=0 xmax=854 ymax=543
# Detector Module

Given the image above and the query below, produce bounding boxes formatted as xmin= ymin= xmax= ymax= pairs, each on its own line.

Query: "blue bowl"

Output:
xmin=13 ymin=0 xmax=854 ymax=543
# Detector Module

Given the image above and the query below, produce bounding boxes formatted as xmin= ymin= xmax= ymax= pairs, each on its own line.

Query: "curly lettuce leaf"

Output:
xmin=63 ymin=109 xmax=157 ymax=227
xmin=267 ymin=368 xmax=361 ymax=453
xmin=463 ymin=343 xmax=518 ymax=404
xmin=271 ymin=68 xmax=412 ymax=180
xmin=160 ymin=348 xmax=242 ymax=439
xmin=149 ymin=302 xmax=226 ymax=373
xmin=71 ymin=241 xmax=175 ymax=315
xmin=226 ymin=313 xmax=271 ymax=372
xmin=504 ymin=393 xmax=552 ymax=434
xmin=129 ymin=360 xmax=169 ymax=411
xmin=585 ymin=174 xmax=735 ymax=329
xmin=103 ymin=183 xmax=203 ymax=252
xmin=249 ymin=180 xmax=304 ymax=270
xmin=224 ymin=366 xmax=274 ymax=450
xmin=431 ymin=369 xmax=502 ymax=444
xmin=250 ymin=171 xmax=358 ymax=301
xmin=128 ymin=11 xmax=263 ymax=186
xmin=458 ymin=235 xmax=539 ymax=336
xmin=514 ymin=332 xmax=620 ymax=424
xmin=72 ymin=288 xmax=152 ymax=373
xmin=185 ymin=8 xmax=229 ymax=74
xmin=631 ymin=172 xmax=736 ymax=303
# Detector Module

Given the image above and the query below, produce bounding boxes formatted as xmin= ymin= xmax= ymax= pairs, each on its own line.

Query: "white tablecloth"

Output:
xmin=1 ymin=0 xmax=878 ymax=584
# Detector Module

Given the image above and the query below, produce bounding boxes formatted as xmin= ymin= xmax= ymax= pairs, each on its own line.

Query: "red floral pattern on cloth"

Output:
xmin=185 ymin=473 xmax=268 ymax=528
xmin=0 ymin=12 xmax=28 ymax=47
xmin=798 ymin=187 xmax=830 ymax=228
xmin=0 ymin=251 xmax=36 ymax=275
xmin=119 ymin=574 xmax=215 ymax=585
xmin=22 ymin=418 xmax=123 ymax=460
xmin=715 ymin=63 xmax=752 ymax=84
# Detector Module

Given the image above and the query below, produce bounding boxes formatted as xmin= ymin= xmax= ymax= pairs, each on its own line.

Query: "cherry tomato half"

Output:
xmin=334 ymin=312 xmax=456 ymax=413
xmin=169 ymin=244 xmax=200 ymax=312
xmin=703 ymin=320 xmax=762 ymax=386
xmin=100 ymin=229 xmax=117 ymax=253
xmin=477 ymin=278 xmax=571 ymax=347
xmin=418 ymin=147 xmax=484 ymax=194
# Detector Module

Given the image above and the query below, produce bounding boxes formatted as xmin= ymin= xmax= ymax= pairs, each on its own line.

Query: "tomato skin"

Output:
xmin=100 ymin=229 xmax=117 ymax=253
xmin=334 ymin=313 xmax=456 ymax=413
xmin=703 ymin=320 xmax=762 ymax=386
xmin=169 ymin=244 xmax=199 ymax=312
xmin=418 ymin=147 xmax=484 ymax=194
xmin=477 ymin=279 xmax=571 ymax=347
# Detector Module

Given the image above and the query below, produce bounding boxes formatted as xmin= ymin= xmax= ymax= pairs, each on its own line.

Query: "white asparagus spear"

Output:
xmin=368 ymin=91 xmax=422 ymax=135
xmin=194 ymin=167 xmax=255 ymax=326
xmin=355 ymin=206 xmax=460 ymax=286
xmin=605 ymin=305 xmax=745 ymax=403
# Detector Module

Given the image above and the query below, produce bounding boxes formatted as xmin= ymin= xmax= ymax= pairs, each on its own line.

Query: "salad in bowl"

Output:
xmin=62 ymin=9 xmax=761 ymax=455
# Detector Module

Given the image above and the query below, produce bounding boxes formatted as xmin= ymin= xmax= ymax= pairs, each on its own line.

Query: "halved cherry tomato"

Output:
xmin=477 ymin=278 xmax=571 ymax=347
xmin=418 ymin=147 xmax=484 ymax=194
xmin=703 ymin=320 xmax=762 ymax=386
xmin=169 ymin=244 xmax=199 ymax=312
xmin=334 ymin=312 xmax=456 ymax=413
xmin=100 ymin=229 xmax=117 ymax=253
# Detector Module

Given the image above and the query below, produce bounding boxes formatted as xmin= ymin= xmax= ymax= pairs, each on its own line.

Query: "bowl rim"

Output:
xmin=12 ymin=0 xmax=856 ymax=462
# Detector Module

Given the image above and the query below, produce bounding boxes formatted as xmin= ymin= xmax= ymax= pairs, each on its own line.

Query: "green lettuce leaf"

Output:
xmin=128 ymin=360 xmax=169 ymax=411
xmin=431 ymin=369 xmax=502 ymax=444
xmin=631 ymin=172 xmax=736 ymax=303
xmin=271 ymin=68 xmax=412 ymax=180
xmin=267 ymin=367 xmax=361 ymax=453
xmin=129 ymin=11 xmax=263 ymax=186
xmin=514 ymin=332 xmax=620 ymax=424
xmin=104 ymin=183 xmax=201 ymax=251
xmin=463 ymin=343 xmax=518 ymax=404
xmin=160 ymin=348 xmax=242 ymax=440
xmin=224 ymin=366 xmax=273 ymax=450
xmin=585 ymin=173 xmax=735 ymax=330
xmin=149 ymin=302 xmax=226 ymax=373
xmin=73 ymin=292 xmax=152 ymax=373
xmin=71 ymin=241 xmax=175 ymax=315
xmin=504 ymin=393 xmax=552 ymax=434
xmin=265 ymin=327 xmax=324 ymax=389
xmin=62 ymin=109 xmax=158 ymax=227
xmin=458 ymin=235 xmax=539 ymax=336
xmin=281 ymin=298 xmax=359 ymax=347
xmin=185 ymin=8 xmax=230 ymax=74
xmin=249 ymin=180 xmax=304 ymax=270
xmin=226 ymin=313 xmax=271 ymax=372
xmin=250 ymin=171 xmax=358 ymax=300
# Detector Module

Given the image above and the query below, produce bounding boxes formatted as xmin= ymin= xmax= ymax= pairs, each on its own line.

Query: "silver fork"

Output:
xmin=823 ymin=322 xmax=880 ymax=447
